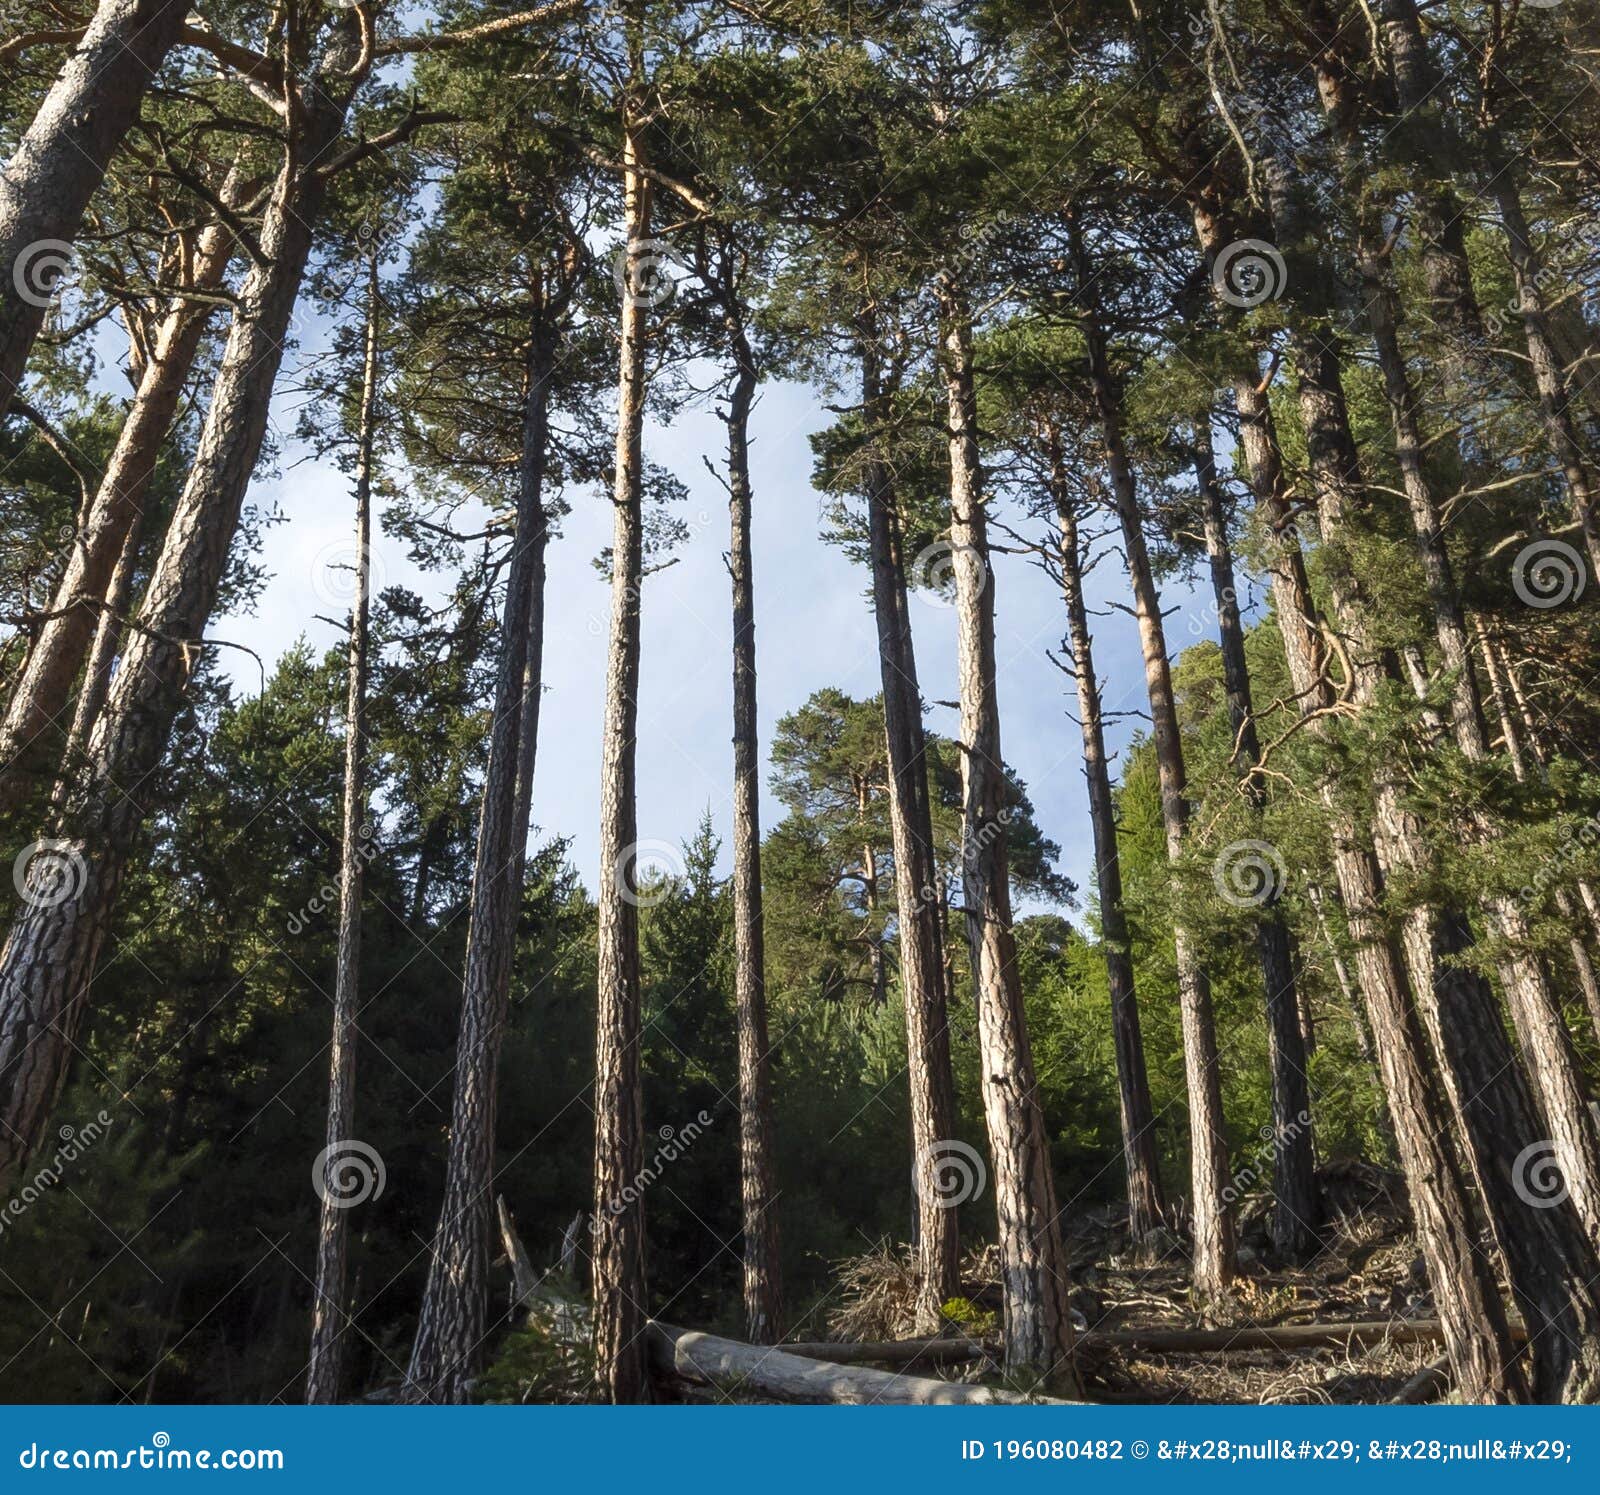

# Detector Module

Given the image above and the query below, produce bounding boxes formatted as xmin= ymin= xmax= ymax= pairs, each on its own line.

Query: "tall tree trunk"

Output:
xmin=1268 ymin=173 xmax=1600 ymax=1396
xmin=0 ymin=59 xmax=356 ymax=1194
xmin=0 ymin=182 xmax=243 ymax=813
xmin=1479 ymin=623 xmax=1600 ymax=1044
xmin=1079 ymin=283 xmax=1234 ymax=1298
xmin=1048 ymin=432 xmax=1165 ymax=1251
xmin=1318 ymin=57 xmax=1600 ymax=1249
xmin=306 ymin=253 xmax=380 ymax=1405
xmin=406 ymin=293 xmax=555 ymax=1404
xmin=591 ymin=97 xmax=651 ymax=1404
xmin=938 ymin=276 xmax=1077 ymax=1389
xmin=858 ymin=313 xmax=961 ymax=1331
xmin=0 ymin=0 xmax=189 ymax=419
xmin=722 ymin=290 xmax=782 ymax=1345
xmin=1192 ymin=423 xmax=1318 ymax=1258
xmin=1189 ymin=194 xmax=1526 ymax=1401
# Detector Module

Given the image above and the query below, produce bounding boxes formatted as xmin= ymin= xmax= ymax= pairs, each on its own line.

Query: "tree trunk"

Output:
xmin=0 ymin=0 xmax=189 ymax=419
xmin=722 ymin=291 xmax=782 ymax=1345
xmin=1267 ymin=164 xmax=1600 ymax=1397
xmin=1048 ymin=431 xmax=1165 ymax=1251
xmin=1079 ymin=286 xmax=1234 ymax=1298
xmin=0 ymin=179 xmax=243 ymax=814
xmin=938 ymin=276 xmax=1077 ymax=1390
xmin=306 ymin=253 xmax=380 ymax=1405
xmin=1192 ymin=422 xmax=1318 ymax=1258
xmin=1189 ymin=194 xmax=1526 ymax=1401
xmin=591 ymin=98 xmax=651 ymax=1405
xmin=406 ymin=290 xmax=555 ymax=1404
xmin=857 ymin=314 xmax=961 ymax=1331
xmin=0 ymin=61 xmax=355 ymax=1195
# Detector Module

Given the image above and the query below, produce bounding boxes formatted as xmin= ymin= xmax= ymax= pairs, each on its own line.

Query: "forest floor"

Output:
xmin=823 ymin=1161 xmax=1449 ymax=1404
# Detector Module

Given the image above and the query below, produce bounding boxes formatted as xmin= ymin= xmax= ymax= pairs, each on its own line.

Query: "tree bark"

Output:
xmin=591 ymin=90 xmax=651 ymax=1405
xmin=938 ymin=275 xmax=1077 ymax=1390
xmin=1079 ymin=280 xmax=1234 ymax=1298
xmin=406 ymin=284 xmax=555 ymax=1404
xmin=0 ymin=55 xmax=356 ymax=1196
xmin=1047 ymin=430 xmax=1165 ymax=1251
xmin=720 ymin=274 xmax=782 ymax=1345
xmin=0 ymin=0 xmax=189 ymax=419
xmin=1189 ymin=193 xmax=1525 ymax=1402
xmin=0 ymin=177 xmax=243 ymax=813
xmin=306 ymin=253 xmax=380 ymax=1405
xmin=1192 ymin=421 xmax=1318 ymax=1258
xmin=857 ymin=313 xmax=961 ymax=1331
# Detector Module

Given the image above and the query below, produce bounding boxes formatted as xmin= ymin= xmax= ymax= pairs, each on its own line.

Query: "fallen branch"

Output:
xmin=1391 ymin=1354 xmax=1452 ymax=1405
xmin=778 ymin=1336 xmax=994 ymax=1368
xmin=646 ymin=1323 xmax=1075 ymax=1404
xmin=1079 ymin=1319 xmax=1525 ymax=1355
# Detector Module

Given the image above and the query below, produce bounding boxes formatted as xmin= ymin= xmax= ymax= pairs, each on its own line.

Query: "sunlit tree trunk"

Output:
xmin=307 ymin=251 xmax=380 ymax=1404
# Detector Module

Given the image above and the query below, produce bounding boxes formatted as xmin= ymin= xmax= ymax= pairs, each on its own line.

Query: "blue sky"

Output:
xmin=216 ymin=355 xmax=1233 ymax=916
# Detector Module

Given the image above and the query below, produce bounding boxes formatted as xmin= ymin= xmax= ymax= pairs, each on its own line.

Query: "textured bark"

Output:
xmin=591 ymin=102 xmax=650 ymax=1405
xmin=721 ymin=287 xmax=782 ymax=1345
xmin=1491 ymin=173 xmax=1600 ymax=578
xmin=1273 ymin=226 xmax=1600 ymax=1401
xmin=0 ymin=57 xmax=355 ymax=1195
xmin=306 ymin=257 xmax=379 ymax=1406
xmin=1191 ymin=196 xmax=1524 ymax=1400
xmin=938 ymin=278 xmax=1076 ymax=1389
xmin=1 ymin=180 xmax=243 ymax=813
xmin=0 ymin=0 xmax=189 ymax=418
xmin=406 ymin=291 xmax=555 ymax=1404
xmin=1080 ymin=289 xmax=1233 ymax=1297
xmin=1048 ymin=434 xmax=1164 ymax=1249
xmin=858 ymin=318 xmax=961 ymax=1330
xmin=1317 ymin=53 xmax=1600 ymax=1252
xmin=1192 ymin=424 xmax=1318 ymax=1258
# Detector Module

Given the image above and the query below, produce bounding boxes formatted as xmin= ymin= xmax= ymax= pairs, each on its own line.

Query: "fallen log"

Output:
xmin=777 ymin=1336 xmax=994 ymax=1368
xmin=1079 ymin=1319 xmax=1526 ymax=1355
xmin=646 ymin=1323 xmax=1077 ymax=1405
